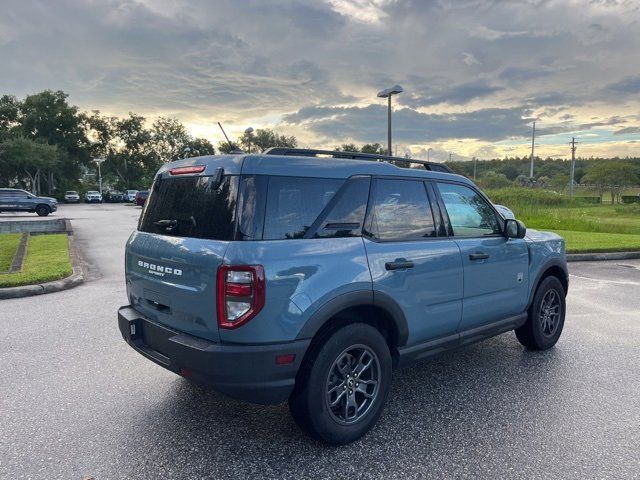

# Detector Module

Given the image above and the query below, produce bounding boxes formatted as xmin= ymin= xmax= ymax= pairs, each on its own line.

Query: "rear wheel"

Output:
xmin=289 ymin=323 xmax=392 ymax=445
xmin=515 ymin=276 xmax=566 ymax=350
xmin=35 ymin=205 xmax=50 ymax=217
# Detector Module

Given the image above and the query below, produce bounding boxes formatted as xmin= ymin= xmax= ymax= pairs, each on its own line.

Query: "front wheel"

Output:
xmin=289 ymin=323 xmax=392 ymax=445
xmin=35 ymin=205 xmax=50 ymax=217
xmin=515 ymin=276 xmax=566 ymax=350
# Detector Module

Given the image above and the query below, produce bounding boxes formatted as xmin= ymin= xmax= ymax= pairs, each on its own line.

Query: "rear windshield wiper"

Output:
xmin=154 ymin=219 xmax=178 ymax=228
xmin=153 ymin=219 xmax=178 ymax=233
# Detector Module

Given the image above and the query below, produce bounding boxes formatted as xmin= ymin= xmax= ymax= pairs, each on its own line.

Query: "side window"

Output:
xmin=263 ymin=176 xmax=344 ymax=240
xmin=365 ymin=179 xmax=436 ymax=241
xmin=315 ymin=177 xmax=370 ymax=238
xmin=436 ymin=183 xmax=502 ymax=237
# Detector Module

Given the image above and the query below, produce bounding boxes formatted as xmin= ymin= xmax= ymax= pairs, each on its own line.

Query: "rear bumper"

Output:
xmin=118 ymin=306 xmax=309 ymax=405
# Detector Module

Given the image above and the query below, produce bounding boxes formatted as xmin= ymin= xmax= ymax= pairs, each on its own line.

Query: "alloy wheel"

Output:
xmin=325 ymin=344 xmax=380 ymax=425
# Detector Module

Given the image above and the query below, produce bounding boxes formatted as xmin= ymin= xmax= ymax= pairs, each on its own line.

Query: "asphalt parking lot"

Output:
xmin=1 ymin=204 xmax=639 ymax=479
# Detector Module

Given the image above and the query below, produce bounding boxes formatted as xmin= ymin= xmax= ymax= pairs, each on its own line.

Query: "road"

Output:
xmin=1 ymin=204 xmax=639 ymax=479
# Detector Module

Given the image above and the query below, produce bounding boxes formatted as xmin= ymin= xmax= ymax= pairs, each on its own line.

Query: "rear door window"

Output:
xmin=263 ymin=176 xmax=344 ymax=240
xmin=139 ymin=175 xmax=239 ymax=240
xmin=365 ymin=178 xmax=436 ymax=241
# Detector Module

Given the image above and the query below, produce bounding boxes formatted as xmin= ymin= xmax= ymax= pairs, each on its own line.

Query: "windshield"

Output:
xmin=138 ymin=175 xmax=239 ymax=240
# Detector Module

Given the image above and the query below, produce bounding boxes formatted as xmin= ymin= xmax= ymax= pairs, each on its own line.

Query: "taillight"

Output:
xmin=217 ymin=265 xmax=265 ymax=329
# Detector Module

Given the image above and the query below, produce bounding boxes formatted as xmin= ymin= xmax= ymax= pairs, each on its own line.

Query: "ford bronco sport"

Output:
xmin=118 ymin=148 xmax=568 ymax=444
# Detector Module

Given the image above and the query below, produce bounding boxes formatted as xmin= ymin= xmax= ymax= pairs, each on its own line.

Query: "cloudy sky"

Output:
xmin=2 ymin=0 xmax=640 ymax=161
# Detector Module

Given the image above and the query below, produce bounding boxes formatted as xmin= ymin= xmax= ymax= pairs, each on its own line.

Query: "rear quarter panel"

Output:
xmin=221 ymin=237 xmax=372 ymax=344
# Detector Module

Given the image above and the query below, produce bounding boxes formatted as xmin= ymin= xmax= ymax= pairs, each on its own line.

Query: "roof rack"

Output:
xmin=262 ymin=148 xmax=453 ymax=173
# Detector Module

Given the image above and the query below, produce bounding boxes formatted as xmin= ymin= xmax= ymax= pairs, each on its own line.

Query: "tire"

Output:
xmin=288 ymin=323 xmax=392 ymax=445
xmin=35 ymin=205 xmax=50 ymax=217
xmin=515 ymin=276 xmax=566 ymax=350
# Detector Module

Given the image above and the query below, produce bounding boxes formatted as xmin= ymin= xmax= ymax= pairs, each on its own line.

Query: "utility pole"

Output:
xmin=569 ymin=137 xmax=577 ymax=197
xmin=449 ymin=152 xmax=452 ymax=162
xmin=473 ymin=157 xmax=477 ymax=180
xmin=529 ymin=121 xmax=536 ymax=178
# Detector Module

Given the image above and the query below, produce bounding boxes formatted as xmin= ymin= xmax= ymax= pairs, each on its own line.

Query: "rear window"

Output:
xmin=139 ymin=175 xmax=239 ymax=240
xmin=263 ymin=176 xmax=344 ymax=240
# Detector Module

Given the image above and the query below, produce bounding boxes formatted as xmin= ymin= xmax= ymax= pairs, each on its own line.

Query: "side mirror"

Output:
xmin=505 ymin=219 xmax=526 ymax=239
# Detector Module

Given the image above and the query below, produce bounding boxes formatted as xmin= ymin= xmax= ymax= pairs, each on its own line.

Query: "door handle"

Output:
xmin=385 ymin=260 xmax=414 ymax=271
xmin=469 ymin=252 xmax=490 ymax=261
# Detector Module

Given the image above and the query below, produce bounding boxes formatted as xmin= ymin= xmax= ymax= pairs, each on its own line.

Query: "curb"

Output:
xmin=567 ymin=251 xmax=640 ymax=262
xmin=0 ymin=232 xmax=84 ymax=300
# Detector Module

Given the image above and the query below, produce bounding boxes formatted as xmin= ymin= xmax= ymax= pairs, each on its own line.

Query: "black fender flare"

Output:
xmin=527 ymin=258 xmax=569 ymax=309
xmin=296 ymin=290 xmax=409 ymax=347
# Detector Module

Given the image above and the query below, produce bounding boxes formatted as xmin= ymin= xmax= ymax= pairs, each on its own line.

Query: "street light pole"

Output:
xmin=427 ymin=148 xmax=433 ymax=162
xmin=377 ymin=84 xmax=403 ymax=156
xmin=93 ymin=158 xmax=105 ymax=196
xmin=387 ymin=96 xmax=392 ymax=156
xmin=244 ymin=127 xmax=254 ymax=153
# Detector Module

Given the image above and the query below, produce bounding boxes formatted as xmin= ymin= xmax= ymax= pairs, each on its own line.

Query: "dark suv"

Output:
xmin=118 ymin=148 xmax=568 ymax=444
xmin=0 ymin=188 xmax=58 ymax=216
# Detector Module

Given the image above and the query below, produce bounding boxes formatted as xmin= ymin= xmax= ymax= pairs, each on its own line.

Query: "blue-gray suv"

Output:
xmin=118 ymin=148 xmax=568 ymax=444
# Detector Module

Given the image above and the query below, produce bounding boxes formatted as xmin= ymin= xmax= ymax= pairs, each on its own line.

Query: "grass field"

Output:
xmin=554 ymin=230 xmax=640 ymax=253
xmin=485 ymin=187 xmax=640 ymax=253
xmin=0 ymin=233 xmax=21 ymax=272
xmin=0 ymin=234 xmax=72 ymax=288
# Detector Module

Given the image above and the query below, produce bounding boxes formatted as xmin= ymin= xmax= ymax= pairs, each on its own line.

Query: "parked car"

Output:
xmin=64 ymin=190 xmax=80 ymax=203
xmin=85 ymin=191 xmax=102 ymax=203
xmin=135 ymin=190 xmax=148 ymax=206
xmin=105 ymin=190 xmax=124 ymax=203
xmin=124 ymin=190 xmax=138 ymax=202
xmin=0 ymin=188 xmax=58 ymax=216
xmin=118 ymin=149 xmax=568 ymax=445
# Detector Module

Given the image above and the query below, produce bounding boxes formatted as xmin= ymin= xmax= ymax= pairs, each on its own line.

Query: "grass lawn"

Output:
xmin=0 ymin=233 xmax=21 ymax=272
xmin=0 ymin=234 xmax=72 ymax=288
xmin=551 ymin=230 xmax=640 ymax=253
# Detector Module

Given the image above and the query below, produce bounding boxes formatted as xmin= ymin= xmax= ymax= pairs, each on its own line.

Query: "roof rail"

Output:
xmin=262 ymin=147 xmax=452 ymax=173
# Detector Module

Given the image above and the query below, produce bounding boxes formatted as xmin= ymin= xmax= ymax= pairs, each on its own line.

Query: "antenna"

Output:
xmin=217 ymin=122 xmax=243 ymax=153
xmin=218 ymin=122 xmax=232 ymax=144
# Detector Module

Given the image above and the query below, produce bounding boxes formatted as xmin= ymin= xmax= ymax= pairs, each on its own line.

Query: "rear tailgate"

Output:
xmin=126 ymin=232 xmax=228 ymax=342
xmin=124 ymin=155 xmax=242 ymax=342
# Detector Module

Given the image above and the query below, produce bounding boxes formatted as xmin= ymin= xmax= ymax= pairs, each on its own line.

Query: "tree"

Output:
xmin=238 ymin=128 xmax=297 ymax=152
xmin=0 ymin=137 xmax=59 ymax=193
xmin=582 ymin=162 xmax=638 ymax=203
xmin=479 ymin=171 xmax=511 ymax=189
xmin=18 ymin=90 xmax=89 ymax=194
xmin=336 ymin=143 xmax=359 ymax=152
xmin=217 ymin=141 xmax=238 ymax=154
xmin=151 ymin=117 xmax=191 ymax=163
xmin=581 ymin=163 xmax=609 ymax=200
xmin=185 ymin=138 xmax=215 ymax=157
xmin=0 ymin=95 xmax=20 ymax=141
xmin=361 ymin=143 xmax=386 ymax=155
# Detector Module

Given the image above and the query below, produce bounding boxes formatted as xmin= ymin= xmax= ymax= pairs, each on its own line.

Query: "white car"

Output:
xmin=124 ymin=190 xmax=138 ymax=202
xmin=64 ymin=190 xmax=80 ymax=203
xmin=85 ymin=191 xmax=103 ymax=203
